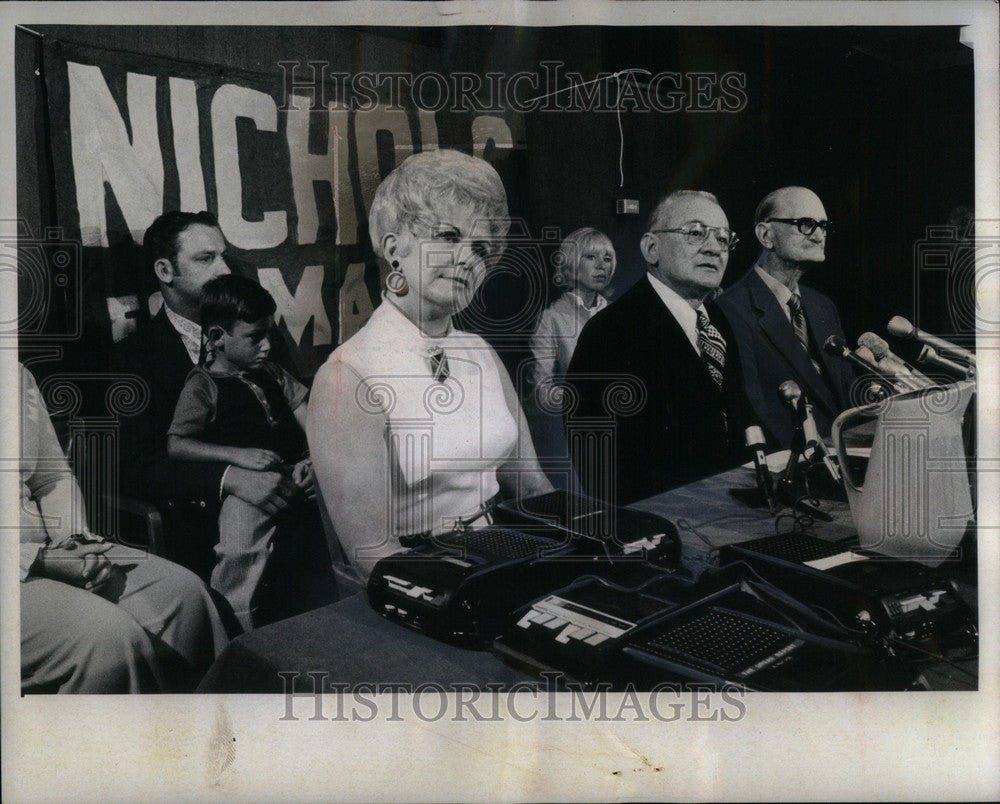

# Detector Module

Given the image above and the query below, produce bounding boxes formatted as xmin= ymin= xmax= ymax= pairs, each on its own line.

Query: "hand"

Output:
xmin=40 ymin=541 xmax=118 ymax=592
xmin=232 ymin=448 xmax=282 ymax=471
xmin=291 ymin=459 xmax=315 ymax=500
xmin=223 ymin=465 xmax=298 ymax=516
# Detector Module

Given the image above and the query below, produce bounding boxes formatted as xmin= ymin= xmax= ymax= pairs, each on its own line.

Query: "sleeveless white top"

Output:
xmin=324 ymin=299 xmax=518 ymax=538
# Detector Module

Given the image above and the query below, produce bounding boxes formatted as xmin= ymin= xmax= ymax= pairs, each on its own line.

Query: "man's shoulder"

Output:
xmin=587 ymin=277 xmax=654 ymax=326
xmin=114 ymin=310 xmax=172 ymax=357
xmin=800 ymin=282 xmax=838 ymax=308
xmin=716 ymin=266 xmax=759 ymax=305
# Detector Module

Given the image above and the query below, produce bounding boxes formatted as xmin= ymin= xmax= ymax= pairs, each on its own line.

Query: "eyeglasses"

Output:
xmin=427 ymin=224 xmax=503 ymax=262
xmin=650 ymin=224 xmax=739 ymax=251
xmin=765 ymin=217 xmax=833 ymax=236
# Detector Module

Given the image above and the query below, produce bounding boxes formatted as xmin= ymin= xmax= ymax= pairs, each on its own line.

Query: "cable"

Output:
xmin=612 ymin=68 xmax=651 ymax=189
xmin=773 ymin=494 xmax=822 ymax=536
xmin=615 ymin=73 xmax=625 ymax=188
xmin=809 ymin=604 xmax=866 ymax=637
xmin=673 ymin=513 xmax=766 ymax=550
xmin=887 ymin=636 xmax=978 ymax=680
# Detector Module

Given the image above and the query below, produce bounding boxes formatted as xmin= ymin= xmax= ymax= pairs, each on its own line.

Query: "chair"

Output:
xmin=65 ymin=421 xmax=166 ymax=554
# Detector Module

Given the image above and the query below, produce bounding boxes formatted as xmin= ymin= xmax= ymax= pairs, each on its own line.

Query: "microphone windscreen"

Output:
xmin=777 ymin=380 xmax=801 ymax=404
xmin=887 ymin=316 xmax=915 ymax=338
xmin=824 ymin=334 xmax=845 ymax=354
xmin=858 ymin=332 xmax=890 ymax=360
xmin=744 ymin=425 xmax=766 ymax=447
xmin=855 ymin=345 xmax=878 ymax=364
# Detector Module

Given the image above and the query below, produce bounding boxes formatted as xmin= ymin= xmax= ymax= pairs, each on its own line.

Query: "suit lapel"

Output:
xmin=801 ymin=287 xmax=849 ymax=409
xmin=746 ymin=271 xmax=837 ymax=413
xmin=150 ymin=308 xmax=198 ymax=387
xmin=636 ymin=278 xmax=705 ymax=380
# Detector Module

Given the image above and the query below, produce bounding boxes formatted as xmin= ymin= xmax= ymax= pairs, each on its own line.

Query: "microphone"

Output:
xmin=744 ymin=425 xmax=777 ymax=514
xmin=857 ymin=332 xmax=932 ymax=390
xmin=916 ymin=344 xmax=972 ymax=381
xmin=778 ymin=380 xmax=842 ymax=484
xmin=823 ymin=335 xmax=906 ymax=394
xmin=887 ymin=316 xmax=976 ymax=367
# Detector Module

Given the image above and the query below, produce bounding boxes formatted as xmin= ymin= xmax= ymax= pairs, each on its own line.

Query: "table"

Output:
xmin=198 ymin=463 xmax=977 ymax=693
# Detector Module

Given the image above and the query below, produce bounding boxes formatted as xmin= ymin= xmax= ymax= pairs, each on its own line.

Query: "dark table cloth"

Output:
xmin=198 ymin=462 xmax=976 ymax=693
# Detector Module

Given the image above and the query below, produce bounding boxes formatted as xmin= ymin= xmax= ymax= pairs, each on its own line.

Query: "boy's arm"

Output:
xmin=167 ymin=434 xmax=280 ymax=470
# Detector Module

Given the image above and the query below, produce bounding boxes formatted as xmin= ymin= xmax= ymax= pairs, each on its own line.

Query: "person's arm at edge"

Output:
xmin=486 ymin=343 xmax=554 ymax=499
xmin=110 ymin=337 xmax=228 ymax=503
xmin=307 ymin=358 xmax=392 ymax=581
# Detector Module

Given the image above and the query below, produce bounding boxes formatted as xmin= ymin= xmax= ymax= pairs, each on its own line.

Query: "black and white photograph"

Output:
xmin=2 ymin=1 xmax=998 ymax=800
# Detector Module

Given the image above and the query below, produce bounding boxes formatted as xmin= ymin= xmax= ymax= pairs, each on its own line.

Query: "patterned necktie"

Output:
xmin=696 ymin=309 xmax=726 ymax=390
xmin=427 ymin=345 xmax=450 ymax=382
xmin=787 ymin=293 xmax=823 ymax=373
xmin=787 ymin=293 xmax=810 ymax=352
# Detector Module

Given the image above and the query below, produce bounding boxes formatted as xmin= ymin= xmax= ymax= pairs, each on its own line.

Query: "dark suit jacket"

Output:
xmin=715 ymin=267 xmax=856 ymax=449
xmin=565 ymin=276 xmax=746 ymax=505
xmin=110 ymin=308 xmax=226 ymax=574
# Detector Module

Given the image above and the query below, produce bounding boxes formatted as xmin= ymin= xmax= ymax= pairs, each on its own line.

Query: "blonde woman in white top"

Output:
xmin=529 ymin=227 xmax=616 ymax=405
xmin=308 ymin=150 xmax=551 ymax=580
xmin=526 ymin=228 xmax=616 ymax=488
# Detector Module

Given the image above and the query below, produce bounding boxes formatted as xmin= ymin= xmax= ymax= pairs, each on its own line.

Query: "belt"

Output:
xmin=398 ymin=493 xmax=501 ymax=548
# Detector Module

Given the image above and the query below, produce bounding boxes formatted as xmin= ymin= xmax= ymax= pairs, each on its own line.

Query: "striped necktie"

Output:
xmin=787 ymin=293 xmax=810 ymax=351
xmin=696 ymin=309 xmax=726 ymax=390
xmin=787 ymin=293 xmax=823 ymax=373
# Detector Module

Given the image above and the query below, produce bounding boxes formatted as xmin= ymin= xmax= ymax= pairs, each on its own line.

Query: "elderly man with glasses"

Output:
xmin=564 ymin=190 xmax=747 ymax=504
xmin=716 ymin=186 xmax=856 ymax=449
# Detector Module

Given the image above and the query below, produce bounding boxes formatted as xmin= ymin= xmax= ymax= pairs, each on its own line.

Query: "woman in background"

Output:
xmin=527 ymin=227 xmax=616 ymax=489
xmin=18 ymin=364 xmax=228 ymax=693
xmin=308 ymin=149 xmax=552 ymax=580
xmin=530 ymin=227 xmax=616 ymax=398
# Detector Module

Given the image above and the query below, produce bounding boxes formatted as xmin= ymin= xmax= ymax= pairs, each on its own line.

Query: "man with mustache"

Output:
xmin=565 ymin=190 xmax=745 ymax=504
xmin=716 ymin=186 xmax=855 ymax=449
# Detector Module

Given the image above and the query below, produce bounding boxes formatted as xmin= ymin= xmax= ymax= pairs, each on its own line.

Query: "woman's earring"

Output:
xmin=385 ymin=261 xmax=409 ymax=297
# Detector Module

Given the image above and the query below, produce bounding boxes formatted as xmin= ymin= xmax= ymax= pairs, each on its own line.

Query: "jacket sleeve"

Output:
xmin=110 ymin=335 xmax=227 ymax=505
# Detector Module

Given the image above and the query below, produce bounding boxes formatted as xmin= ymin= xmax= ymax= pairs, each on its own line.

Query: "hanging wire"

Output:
xmin=521 ymin=67 xmax=652 ymax=191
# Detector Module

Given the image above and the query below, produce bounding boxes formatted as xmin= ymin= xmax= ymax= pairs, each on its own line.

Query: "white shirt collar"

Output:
xmin=645 ymin=273 xmax=706 ymax=353
xmin=754 ymin=264 xmax=800 ymax=320
xmin=564 ymin=290 xmax=608 ymax=314
xmin=164 ymin=304 xmax=202 ymax=365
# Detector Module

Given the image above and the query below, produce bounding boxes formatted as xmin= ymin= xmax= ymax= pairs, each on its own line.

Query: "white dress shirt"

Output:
xmin=645 ymin=273 xmax=709 ymax=355
xmin=164 ymin=304 xmax=202 ymax=365
xmin=754 ymin=264 xmax=800 ymax=323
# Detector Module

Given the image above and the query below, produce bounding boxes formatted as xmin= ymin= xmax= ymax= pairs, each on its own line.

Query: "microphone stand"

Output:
xmin=775 ymin=420 xmax=835 ymax=522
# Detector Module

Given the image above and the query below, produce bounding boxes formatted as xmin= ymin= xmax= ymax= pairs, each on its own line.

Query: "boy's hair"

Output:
xmin=200 ymin=275 xmax=277 ymax=333
xmin=143 ymin=210 xmax=220 ymax=269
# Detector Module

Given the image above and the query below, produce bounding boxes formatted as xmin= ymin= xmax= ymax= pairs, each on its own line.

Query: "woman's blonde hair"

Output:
xmin=553 ymin=227 xmax=616 ymax=289
xmin=369 ymin=149 xmax=510 ymax=257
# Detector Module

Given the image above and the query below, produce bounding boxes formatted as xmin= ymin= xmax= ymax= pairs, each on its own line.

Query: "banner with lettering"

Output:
xmin=41 ymin=38 xmax=518 ymax=376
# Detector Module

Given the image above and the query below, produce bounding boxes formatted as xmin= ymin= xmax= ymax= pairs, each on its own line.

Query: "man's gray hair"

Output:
xmin=646 ymin=190 xmax=721 ymax=232
xmin=754 ymin=185 xmax=813 ymax=223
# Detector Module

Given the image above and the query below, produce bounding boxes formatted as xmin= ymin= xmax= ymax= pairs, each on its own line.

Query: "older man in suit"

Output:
xmin=716 ymin=186 xmax=856 ymax=449
xmin=565 ymin=190 xmax=745 ymax=505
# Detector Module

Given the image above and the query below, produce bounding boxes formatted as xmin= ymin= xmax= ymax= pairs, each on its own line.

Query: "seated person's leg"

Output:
xmin=21 ymin=577 xmax=165 ymax=693
xmin=99 ymin=544 xmax=230 ymax=675
xmin=254 ymin=501 xmax=339 ymax=625
xmin=212 ymin=494 xmax=278 ymax=631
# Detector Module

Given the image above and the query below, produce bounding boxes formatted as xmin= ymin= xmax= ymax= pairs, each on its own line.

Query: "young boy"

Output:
xmin=168 ymin=274 xmax=314 ymax=630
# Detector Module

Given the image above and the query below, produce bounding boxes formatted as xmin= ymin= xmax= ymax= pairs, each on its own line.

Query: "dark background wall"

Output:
xmin=17 ymin=24 xmax=974 ymax=375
